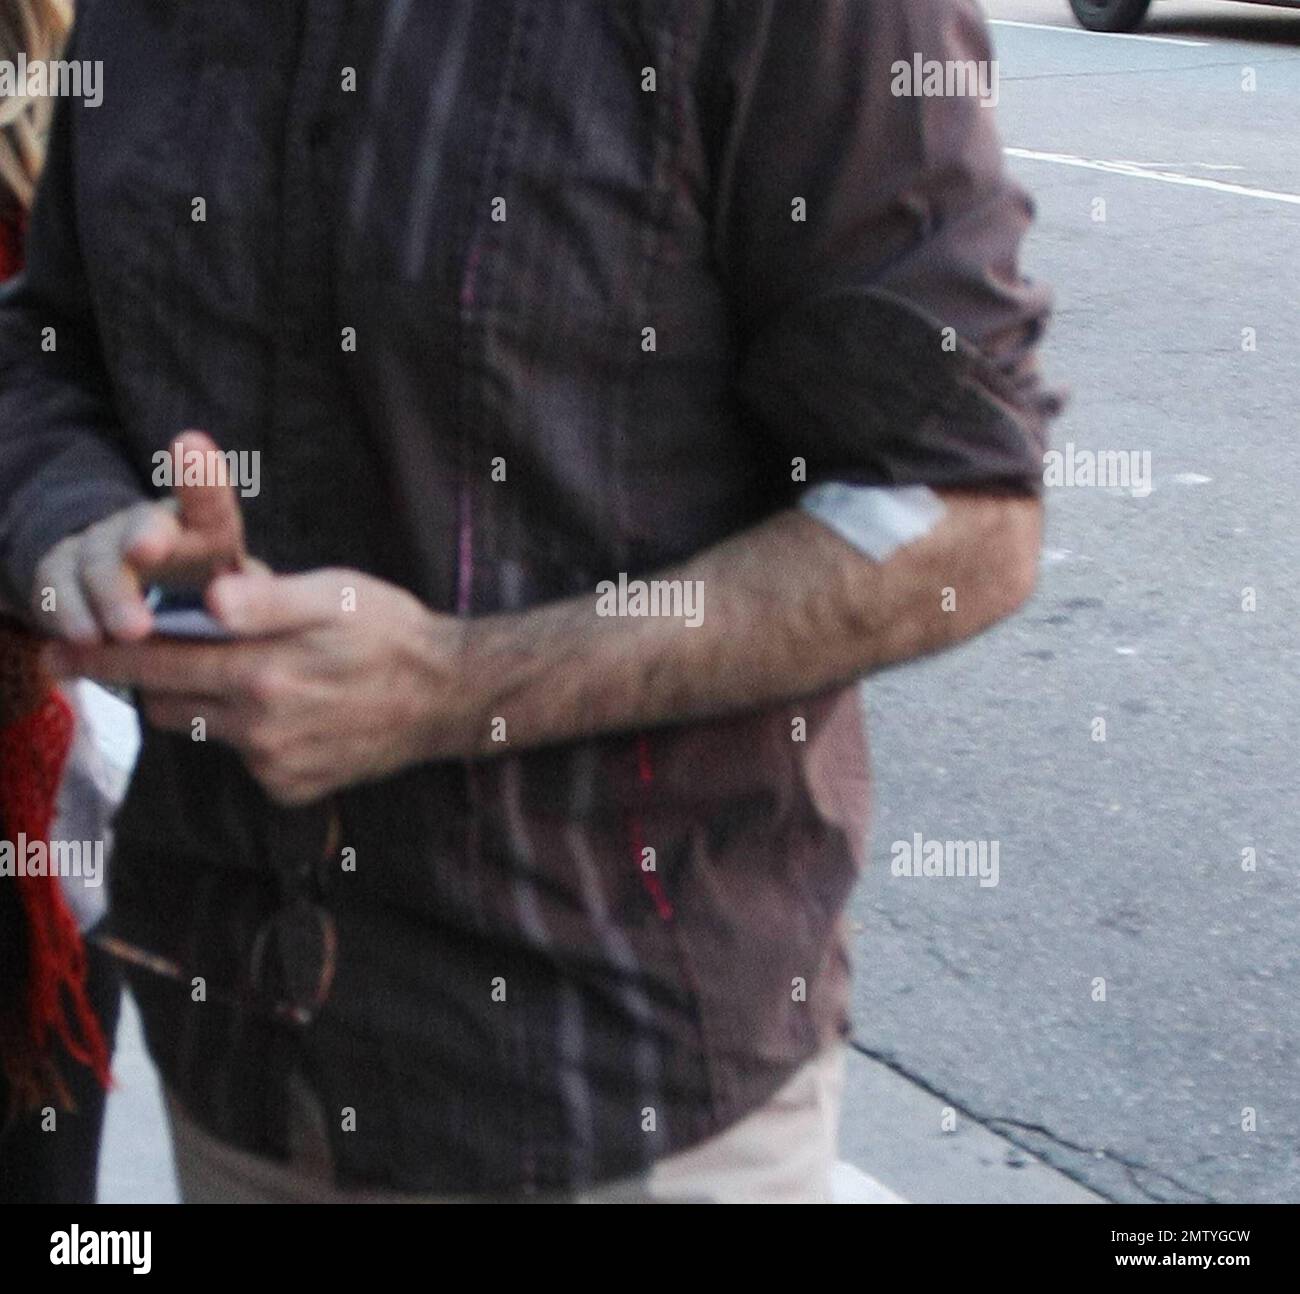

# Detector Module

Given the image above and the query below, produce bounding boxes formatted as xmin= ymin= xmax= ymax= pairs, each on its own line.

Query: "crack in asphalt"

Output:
xmin=921 ymin=943 xmax=973 ymax=982
xmin=869 ymin=906 xmax=977 ymax=983
xmin=848 ymin=1039 xmax=1217 ymax=1204
xmin=980 ymin=1115 xmax=1216 ymax=1205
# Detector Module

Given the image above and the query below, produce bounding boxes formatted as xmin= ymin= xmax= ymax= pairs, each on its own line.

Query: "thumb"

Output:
xmin=207 ymin=568 xmax=340 ymax=638
xmin=165 ymin=429 xmax=249 ymax=572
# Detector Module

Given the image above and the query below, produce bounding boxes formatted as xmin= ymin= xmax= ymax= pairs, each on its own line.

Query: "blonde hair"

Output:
xmin=0 ymin=0 xmax=72 ymax=214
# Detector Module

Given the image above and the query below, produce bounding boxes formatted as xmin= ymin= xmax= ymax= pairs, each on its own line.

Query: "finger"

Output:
xmin=123 ymin=485 xmax=246 ymax=590
xmin=122 ymin=502 xmax=239 ymax=597
xmin=120 ymin=501 xmax=184 ymax=572
xmin=78 ymin=526 xmax=155 ymax=643
xmin=32 ymin=539 xmax=101 ymax=644
xmin=43 ymin=638 xmax=246 ymax=697
xmin=207 ymin=569 xmax=343 ymax=638
xmin=139 ymin=534 xmax=247 ymax=588
xmin=138 ymin=692 xmax=238 ymax=738
xmin=168 ymin=430 xmax=248 ymax=570
xmin=245 ymin=756 xmax=323 ymax=808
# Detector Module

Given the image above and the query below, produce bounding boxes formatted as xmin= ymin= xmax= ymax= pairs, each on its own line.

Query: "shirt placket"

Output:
xmin=255 ymin=0 xmax=349 ymax=1161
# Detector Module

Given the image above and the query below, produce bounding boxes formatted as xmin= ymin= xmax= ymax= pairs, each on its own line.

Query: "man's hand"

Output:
xmin=44 ymin=568 xmax=471 ymax=806
xmin=32 ymin=429 xmax=250 ymax=643
xmin=42 ymin=491 xmax=1041 ymax=806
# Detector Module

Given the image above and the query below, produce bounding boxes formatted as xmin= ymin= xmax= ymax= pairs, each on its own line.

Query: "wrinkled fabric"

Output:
xmin=0 ymin=0 xmax=1058 ymax=1192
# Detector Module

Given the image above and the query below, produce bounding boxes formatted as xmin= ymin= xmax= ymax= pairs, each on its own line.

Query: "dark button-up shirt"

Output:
xmin=0 ymin=0 xmax=1058 ymax=1193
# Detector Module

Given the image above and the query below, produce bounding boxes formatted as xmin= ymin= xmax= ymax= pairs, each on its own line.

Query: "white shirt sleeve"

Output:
xmin=50 ymin=681 xmax=140 ymax=932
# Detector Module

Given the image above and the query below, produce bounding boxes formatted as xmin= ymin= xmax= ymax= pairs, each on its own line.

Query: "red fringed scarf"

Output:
xmin=0 ymin=214 xmax=111 ymax=1112
xmin=0 ymin=211 xmax=22 ymax=280
xmin=0 ymin=674 xmax=112 ymax=1111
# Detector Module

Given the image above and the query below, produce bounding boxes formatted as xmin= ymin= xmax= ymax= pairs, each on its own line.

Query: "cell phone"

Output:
xmin=145 ymin=585 xmax=233 ymax=641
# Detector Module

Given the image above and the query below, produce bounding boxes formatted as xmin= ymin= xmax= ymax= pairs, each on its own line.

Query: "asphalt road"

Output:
xmin=847 ymin=0 xmax=1300 ymax=1203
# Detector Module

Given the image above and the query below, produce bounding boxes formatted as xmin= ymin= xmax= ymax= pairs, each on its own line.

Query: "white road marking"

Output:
xmin=989 ymin=18 xmax=1207 ymax=47
xmin=1116 ymin=161 xmax=1244 ymax=172
xmin=832 ymin=1160 xmax=908 ymax=1204
xmin=1006 ymin=148 xmax=1300 ymax=205
xmin=1041 ymin=548 xmax=1094 ymax=566
xmin=1172 ymin=472 xmax=1213 ymax=484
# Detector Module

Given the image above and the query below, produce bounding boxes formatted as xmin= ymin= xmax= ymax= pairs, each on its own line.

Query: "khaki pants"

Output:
xmin=165 ymin=1046 xmax=846 ymax=1204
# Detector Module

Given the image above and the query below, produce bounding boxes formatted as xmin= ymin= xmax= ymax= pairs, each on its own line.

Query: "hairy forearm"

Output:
xmin=453 ymin=491 xmax=1042 ymax=757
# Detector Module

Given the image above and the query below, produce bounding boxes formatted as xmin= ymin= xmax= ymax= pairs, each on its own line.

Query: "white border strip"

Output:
xmin=1006 ymin=147 xmax=1300 ymax=205
xmin=989 ymin=18 xmax=1207 ymax=47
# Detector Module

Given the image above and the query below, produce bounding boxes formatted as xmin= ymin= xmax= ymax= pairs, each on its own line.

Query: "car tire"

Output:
xmin=1068 ymin=0 xmax=1154 ymax=31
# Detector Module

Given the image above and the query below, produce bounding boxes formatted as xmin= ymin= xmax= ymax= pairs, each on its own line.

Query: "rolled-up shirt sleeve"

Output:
xmin=712 ymin=0 xmax=1063 ymax=497
xmin=0 ymin=21 xmax=145 ymax=615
